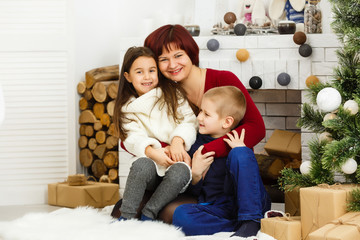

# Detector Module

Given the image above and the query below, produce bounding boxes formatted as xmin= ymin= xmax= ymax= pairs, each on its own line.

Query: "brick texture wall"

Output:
xmin=250 ymin=89 xmax=302 ymax=155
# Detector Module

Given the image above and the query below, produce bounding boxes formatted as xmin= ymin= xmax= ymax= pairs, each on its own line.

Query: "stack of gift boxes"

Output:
xmin=261 ymin=129 xmax=360 ymax=239
xmin=261 ymin=183 xmax=360 ymax=240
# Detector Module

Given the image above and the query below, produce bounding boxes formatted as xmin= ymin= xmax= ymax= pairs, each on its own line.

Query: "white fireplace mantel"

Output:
xmin=119 ymin=33 xmax=341 ymax=90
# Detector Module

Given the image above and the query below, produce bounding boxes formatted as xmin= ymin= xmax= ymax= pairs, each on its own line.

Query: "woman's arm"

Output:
xmin=202 ymin=71 xmax=265 ymax=158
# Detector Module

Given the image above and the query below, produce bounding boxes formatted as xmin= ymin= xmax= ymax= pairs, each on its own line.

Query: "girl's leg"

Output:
xmin=142 ymin=162 xmax=191 ymax=219
xmin=120 ymin=157 xmax=160 ymax=219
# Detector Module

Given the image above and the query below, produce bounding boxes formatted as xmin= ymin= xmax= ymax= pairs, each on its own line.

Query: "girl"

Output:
xmin=144 ymin=25 xmax=270 ymax=237
xmin=113 ymin=46 xmax=197 ymax=220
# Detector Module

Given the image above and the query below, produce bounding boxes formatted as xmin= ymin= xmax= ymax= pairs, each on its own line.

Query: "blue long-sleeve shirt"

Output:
xmin=187 ymin=133 xmax=231 ymax=203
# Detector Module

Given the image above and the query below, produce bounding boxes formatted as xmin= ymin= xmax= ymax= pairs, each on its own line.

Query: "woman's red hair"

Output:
xmin=144 ymin=24 xmax=199 ymax=66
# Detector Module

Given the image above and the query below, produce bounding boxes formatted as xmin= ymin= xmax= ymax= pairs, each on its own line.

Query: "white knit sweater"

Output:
xmin=122 ymin=88 xmax=197 ymax=176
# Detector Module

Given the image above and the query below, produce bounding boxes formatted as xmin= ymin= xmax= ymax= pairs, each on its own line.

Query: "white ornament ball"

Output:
xmin=323 ymin=113 xmax=337 ymax=121
xmin=344 ymin=100 xmax=359 ymax=115
xmin=300 ymin=161 xmax=311 ymax=175
xmin=319 ymin=132 xmax=333 ymax=143
xmin=341 ymin=158 xmax=357 ymax=174
xmin=316 ymin=87 xmax=342 ymax=112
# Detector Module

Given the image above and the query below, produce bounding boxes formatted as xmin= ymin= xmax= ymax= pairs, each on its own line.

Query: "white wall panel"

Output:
xmin=0 ymin=0 xmax=74 ymax=205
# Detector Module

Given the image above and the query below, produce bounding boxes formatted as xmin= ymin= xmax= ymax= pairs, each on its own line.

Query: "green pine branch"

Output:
xmin=347 ymin=188 xmax=360 ymax=212
xmin=297 ymin=103 xmax=325 ymax=133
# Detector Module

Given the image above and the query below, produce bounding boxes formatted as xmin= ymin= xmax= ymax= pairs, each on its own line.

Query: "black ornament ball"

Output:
xmin=234 ymin=23 xmax=247 ymax=36
xmin=249 ymin=76 xmax=262 ymax=89
xmin=207 ymin=39 xmax=220 ymax=52
xmin=277 ymin=72 xmax=291 ymax=86
xmin=299 ymin=44 xmax=312 ymax=57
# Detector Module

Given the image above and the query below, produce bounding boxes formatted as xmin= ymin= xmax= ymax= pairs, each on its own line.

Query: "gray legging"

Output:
xmin=120 ymin=157 xmax=191 ymax=219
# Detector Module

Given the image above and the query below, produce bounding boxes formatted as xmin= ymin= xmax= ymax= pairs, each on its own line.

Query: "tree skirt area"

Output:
xmin=0 ymin=207 xmax=276 ymax=240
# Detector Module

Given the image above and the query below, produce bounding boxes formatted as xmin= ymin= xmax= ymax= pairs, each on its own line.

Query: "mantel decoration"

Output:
xmin=278 ymin=0 xmax=360 ymax=212
xmin=207 ymin=38 xmax=220 ymax=51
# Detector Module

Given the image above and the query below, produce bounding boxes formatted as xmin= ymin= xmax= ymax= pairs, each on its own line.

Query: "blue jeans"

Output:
xmin=173 ymin=147 xmax=271 ymax=236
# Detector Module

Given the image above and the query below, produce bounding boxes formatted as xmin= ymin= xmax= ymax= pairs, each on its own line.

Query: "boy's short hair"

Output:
xmin=203 ymin=86 xmax=246 ymax=129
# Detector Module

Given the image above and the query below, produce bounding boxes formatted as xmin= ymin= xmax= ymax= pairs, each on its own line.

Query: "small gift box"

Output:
xmin=285 ymin=185 xmax=301 ymax=216
xmin=308 ymin=211 xmax=360 ymax=240
xmin=261 ymin=215 xmax=301 ymax=240
xmin=48 ymin=181 xmax=120 ymax=208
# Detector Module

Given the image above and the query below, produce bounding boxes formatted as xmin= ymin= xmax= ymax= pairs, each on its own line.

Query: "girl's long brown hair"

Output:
xmin=113 ymin=46 xmax=186 ymax=141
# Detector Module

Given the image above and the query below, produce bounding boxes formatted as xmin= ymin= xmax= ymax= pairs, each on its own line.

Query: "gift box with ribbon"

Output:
xmin=48 ymin=180 xmax=120 ymax=208
xmin=308 ymin=211 xmax=360 ymax=240
xmin=300 ymin=184 xmax=358 ymax=240
xmin=261 ymin=214 xmax=301 ymax=240
xmin=264 ymin=129 xmax=301 ymax=160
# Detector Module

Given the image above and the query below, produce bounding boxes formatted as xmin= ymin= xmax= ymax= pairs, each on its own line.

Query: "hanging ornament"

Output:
xmin=319 ymin=132 xmax=333 ymax=143
xmin=293 ymin=31 xmax=307 ymax=45
xmin=236 ymin=49 xmax=249 ymax=62
xmin=207 ymin=39 xmax=220 ymax=52
xmin=234 ymin=23 xmax=247 ymax=36
xmin=300 ymin=161 xmax=311 ymax=175
xmin=341 ymin=158 xmax=357 ymax=174
xmin=249 ymin=76 xmax=262 ymax=89
xmin=323 ymin=113 xmax=337 ymax=121
xmin=316 ymin=87 xmax=342 ymax=112
xmin=305 ymin=75 xmax=320 ymax=88
xmin=277 ymin=72 xmax=291 ymax=86
xmin=224 ymin=12 xmax=237 ymax=24
xmin=299 ymin=44 xmax=312 ymax=57
xmin=343 ymin=100 xmax=359 ymax=115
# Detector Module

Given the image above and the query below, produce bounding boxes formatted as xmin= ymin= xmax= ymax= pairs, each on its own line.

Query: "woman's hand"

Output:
xmin=191 ymin=146 xmax=215 ymax=184
xmin=224 ymin=129 xmax=246 ymax=149
xmin=169 ymin=136 xmax=192 ymax=166
xmin=145 ymin=146 xmax=175 ymax=168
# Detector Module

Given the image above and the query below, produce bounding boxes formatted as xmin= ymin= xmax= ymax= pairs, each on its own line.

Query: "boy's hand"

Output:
xmin=145 ymin=146 xmax=175 ymax=168
xmin=224 ymin=129 xmax=246 ymax=149
xmin=191 ymin=146 xmax=215 ymax=184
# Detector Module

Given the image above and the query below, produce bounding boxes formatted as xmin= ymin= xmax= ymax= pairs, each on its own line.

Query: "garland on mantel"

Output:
xmin=278 ymin=0 xmax=360 ymax=210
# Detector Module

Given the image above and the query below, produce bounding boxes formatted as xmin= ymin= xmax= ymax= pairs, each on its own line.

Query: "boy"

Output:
xmin=173 ymin=86 xmax=271 ymax=237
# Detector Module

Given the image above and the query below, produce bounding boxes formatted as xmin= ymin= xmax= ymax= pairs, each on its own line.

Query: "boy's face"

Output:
xmin=197 ymin=97 xmax=227 ymax=138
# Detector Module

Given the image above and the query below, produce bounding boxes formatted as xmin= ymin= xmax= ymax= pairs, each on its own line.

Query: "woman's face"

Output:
xmin=158 ymin=44 xmax=193 ymax=83
xmin=124 ymin=56 xmax=158 ymax=96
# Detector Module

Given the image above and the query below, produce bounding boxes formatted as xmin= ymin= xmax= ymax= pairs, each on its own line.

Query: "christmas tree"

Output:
xmin=278 ymin=0 xmax=360 ymax=209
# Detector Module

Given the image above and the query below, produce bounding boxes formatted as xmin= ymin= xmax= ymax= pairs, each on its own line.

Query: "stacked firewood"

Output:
xmin=77 ymin=65 xmax=120 ymax=183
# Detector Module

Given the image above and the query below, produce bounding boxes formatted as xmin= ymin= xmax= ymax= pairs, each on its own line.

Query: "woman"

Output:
xmin=144 ymin=24 xmax=270 ymax=237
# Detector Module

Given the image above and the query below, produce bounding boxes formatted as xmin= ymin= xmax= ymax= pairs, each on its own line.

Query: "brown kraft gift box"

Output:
xmin=308 ymin=211 xmax=360 ymax=240
xmin=300 ymin=184 xmax=357 ymax=240
xmin=285 ymin=185 xmax=301 ymax=216
xmin=261 ymin=216 xmax=301 ymax=240
xmin=264 ymin=129 xmax=301 ymax=160
xmin=48 ymin=182 xmax=120 ymax=208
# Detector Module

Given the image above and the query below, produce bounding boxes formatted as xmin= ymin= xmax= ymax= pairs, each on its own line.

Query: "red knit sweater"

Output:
xmin=201 ymin=68 xmax=265 ymax=158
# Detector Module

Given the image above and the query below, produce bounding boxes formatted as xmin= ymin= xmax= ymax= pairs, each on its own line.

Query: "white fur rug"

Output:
xmin=0 ymin=207 xmax=276 ymax=240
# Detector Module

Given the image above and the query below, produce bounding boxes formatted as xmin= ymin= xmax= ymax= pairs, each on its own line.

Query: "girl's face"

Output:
xmin=124 ymin=56 xmax=158 ymax=96
xmin=158 ymin=43 xmax=193 ymax=83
